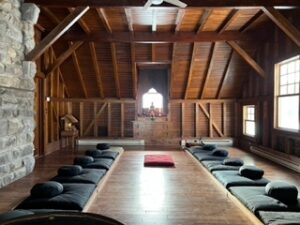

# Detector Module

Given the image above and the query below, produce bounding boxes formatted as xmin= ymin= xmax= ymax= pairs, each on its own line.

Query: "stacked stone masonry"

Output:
xmin=0 ymin=0 xmax=39 ymax=188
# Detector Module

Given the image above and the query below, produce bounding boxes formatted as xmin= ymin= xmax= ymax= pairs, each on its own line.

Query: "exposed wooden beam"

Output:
xmin=61 ymin=31 xmax=257 ymax=43
xmin=198 ymin=103 xmax=224 ymax=137
xmin=41 ymin=7 xmax=60 ymax=24
xmin=26 ymin=6 xmax=89 ymax=61
xmin=89 ymin=42 xmax=104 ymax=98
xmin=262 ymin=7 xmax=300 ymax=47
xmin=68 ymin=8 xmax=91 ymax=33
xmin=184 ymin=43 xmax=199 ymax=99
xmin=239 ymin=10 xmax=263 ymax=33
xmin=26 ymin=0 xmax=300 ymax=8
xmin=200 ymin=42 xmax=216 ymax=99
xmin=175 ymin=9 xmax=185 ymax=32
xmin=70 ymin=46 xmax=88 ymax=97
xmin=217 ymin=9 xmax=239 ymax=33
xmin=46 ymin=41 xmax=83 ymax=77
xmin=131 ymin=44 xmax=137 ymax=99
xmin=111 ymin=43 xmax=121 ymax=98
xmin=197 ymin=9 xmax=212 ymax=33
xmin=152 ymin=44 xmax=155 ymax=61
xmin=50 ymin=97 xmax=136 ymax=103
xmin=216 ymin=49 xmax=233 ymax=99
xmin=96 ymin=8 xmax=112 ymax=33
xmin=83 ymin=103 xmax=107 ymax=136
xmin=124 ymin=8 xmax=133 ymax=32
xmin=227 ymin=41 xmax=266 ymax=78
xmin=170 ymin=43 xmax=177 ymax=99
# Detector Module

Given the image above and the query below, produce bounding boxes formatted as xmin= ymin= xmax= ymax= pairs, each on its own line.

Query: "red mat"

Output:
xmin=144 ymin=155 xmax=175 ymax=167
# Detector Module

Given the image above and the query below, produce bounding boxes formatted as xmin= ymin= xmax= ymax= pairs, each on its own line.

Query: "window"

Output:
xmin=142 ymin=88 xmax=163 ymax=117
xmin=275 ymin=55 xmax=300 ymax=131
xmin=243 ymin=105 xmax=256 ymax=137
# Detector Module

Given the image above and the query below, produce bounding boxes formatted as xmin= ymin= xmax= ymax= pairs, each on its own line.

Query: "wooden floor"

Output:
xmin=0 ymin=146 xmax=300 ymax=225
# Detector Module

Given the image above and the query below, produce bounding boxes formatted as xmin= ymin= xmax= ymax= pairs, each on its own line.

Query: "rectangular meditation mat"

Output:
xmin=144 ymin=155 xmax=175 ymax=167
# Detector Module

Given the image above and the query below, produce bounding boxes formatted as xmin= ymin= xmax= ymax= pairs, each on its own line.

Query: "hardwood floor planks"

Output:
xmin=0 ymin=146 xmax=299 ymax=225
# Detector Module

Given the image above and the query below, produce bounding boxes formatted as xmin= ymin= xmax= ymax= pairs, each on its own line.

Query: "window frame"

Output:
xmin=243 ymin=105 xmax=256 ymax=137
xmin=274 ymin=55 xmax=300 ymax=132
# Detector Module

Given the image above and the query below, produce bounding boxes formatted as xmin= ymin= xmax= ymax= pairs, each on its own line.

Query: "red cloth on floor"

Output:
xmin=144 ymin=155 xmax=175 ymax=167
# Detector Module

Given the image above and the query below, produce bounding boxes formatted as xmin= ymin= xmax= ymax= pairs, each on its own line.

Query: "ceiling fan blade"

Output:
xmin=164 ymin=0 xmax=187 ymax=8
xmin=144 ymin=0 xmax=152 ymax=10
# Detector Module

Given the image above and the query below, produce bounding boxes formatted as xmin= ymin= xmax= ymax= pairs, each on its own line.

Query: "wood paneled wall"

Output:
xmin=48 ymin=99 xmax=236 ymax=146
xmin=237 ymin=12 xmax=300 ymax=159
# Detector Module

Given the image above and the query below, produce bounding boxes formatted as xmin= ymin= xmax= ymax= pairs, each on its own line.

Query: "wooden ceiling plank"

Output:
xmin=198 ymin=103 xmax=224 ymax=137
xmin=197 ymin=9 xmax=212 ymax=33
xmin=70 ymin=45 xmax=88 ymax=97
xmin=152 ymin=44 xmax=155 ymax=61
xmin=131 ymin=43 xmax=137 ymax=99
xmin=124 ymin=8 xmax=133 ymax=32
xmin=62 ymin=31 xmax=254 ymax=42
xmin=111 ymin=43 xmax=121 ymax=98
xmin=262 ymin=7 xmax=300 ymax=47
xmin=89 ymin=42 xmax=104 ymax=98
xmin=26 ymin=0 xmax=300 ymax=8
xmin=184 ymin=43 xmax=198 ymax=99
xmin=96 ymin=8 xmax=112 ymax=33
xmin=46 ymin=41 xmax=83 ymax=77
xmin=175 ymin=9 xmax=185 ymax=32
xmin=216 ymin=49 xmax=233 ymax=99
xmin=239 ymin=10 xmax=263 ymax=33
xmin=227 ymin=41 xmax=266 ymax=78
xmin=200 ymin=42 xmax=216 ymax=99
xmin=217 ymin=9 xmax=239 ymax=34
xmin=26 ymin=6 xmax=89 ymax=61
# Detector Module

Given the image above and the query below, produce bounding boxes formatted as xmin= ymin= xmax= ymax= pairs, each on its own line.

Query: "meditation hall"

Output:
xmin=0 ymin=0 xmax=300 ymax=224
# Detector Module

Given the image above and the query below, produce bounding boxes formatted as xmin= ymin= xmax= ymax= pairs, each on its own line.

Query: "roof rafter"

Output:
xmin=197 ymin=9 xmax=212 ymax=33
xmin=200 ymin=42 xmax=216 ymax=99
xmin=26 ymin=6 xmax=89 ymax=61
xmin=184 ymin=43 xmax=199 ymax=99
xmin=227 ymin=41 xmax=266 ymax=78
xmin=111 ymin=43 xmax=121 ymax=98
xmin=217 ymin=9 xmax=239 ymax=33
xmin=216 ymin=49 xmax=233 ymax=99
xmin=239 ymin=10 xmax=264 ymax=33
xmin=262 ymin=7 xmax=300 ymax=47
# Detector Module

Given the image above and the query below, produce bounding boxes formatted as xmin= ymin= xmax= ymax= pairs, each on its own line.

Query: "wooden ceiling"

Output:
xmin=29 ymin=0 xmax=300 ymax=99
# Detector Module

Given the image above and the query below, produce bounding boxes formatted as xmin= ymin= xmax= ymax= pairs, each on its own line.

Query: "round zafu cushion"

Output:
xmin=223 ymin=158 xmax=244 ymax=166
xmin=96 ymin=143 xmax=110 ymax=150
xmin=73 ymin=156 xmax=94 ymax=166
xmin=202 ymin=144 xmax=217 ymax=151
xmin=265 ymin=181 xmax=298 ymax=205
xmin=211 ymin=149 xmax=228 ymax=157
xmin=31 ymin=181 xmax=63 ymax=198
xmin=85 ymin=149 xmax=102 ymax=158
xmin=239 ymin=165 xmax=264 ymax=180
xmin=57 ymin=165 xmax=82 ymax=176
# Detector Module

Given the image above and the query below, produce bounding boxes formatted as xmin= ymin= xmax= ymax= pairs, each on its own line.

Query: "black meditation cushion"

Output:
xmin=265 ymin=181 xmax=298 ymax=205
xmin=223 ymin=158 xmax=244 ymax=166
xmin=96 ymin=143 xmax=110 ymax=150
xmin=239 ymin=165 xmax=264 ymax=180
xmin=31 ymin=181 xmax=63 ymax=198
xmin=85 ymin=149 xmax=103 ymax=158
xmin=0 ymin=210 xmax=34 ymax=222
xmin=58 ymin=165 xmax=83 ymax=177
xmin=212 ymin=149 xmax=228 ymax=157
xmin=202 ymin=144 xmax=217 ymax=151
xmin=73 ymin=156 xmax=94 ymax=166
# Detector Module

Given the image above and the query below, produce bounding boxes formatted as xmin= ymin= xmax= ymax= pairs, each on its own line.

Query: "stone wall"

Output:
xmin=0 ymin=0 xmax=39 ymax=188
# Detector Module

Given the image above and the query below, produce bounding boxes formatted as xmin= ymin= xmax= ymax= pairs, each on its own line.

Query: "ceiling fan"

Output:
xmin=144 ymin=0 xmax=187 ymax=9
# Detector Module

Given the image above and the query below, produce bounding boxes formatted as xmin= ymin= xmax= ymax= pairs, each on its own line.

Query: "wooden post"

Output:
xmin=209 ymin=103 xmax=213 ymax=137
xmin=121 ymin=103 xmax=124 ymax=137
xmin=94 ymin=102 xmax=97 ymax=137
xmin=195 ymin=103 xmax=199 ymax=137
xmin=181 ymin=102 xmax=185 ymax=138
xmin=108 ymin=103 xmax=111 ymax=136
xmin=223 ymin=103 xmax=226 ymax=136
xmin=80 ymin=102 xmax=83 ymax=136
